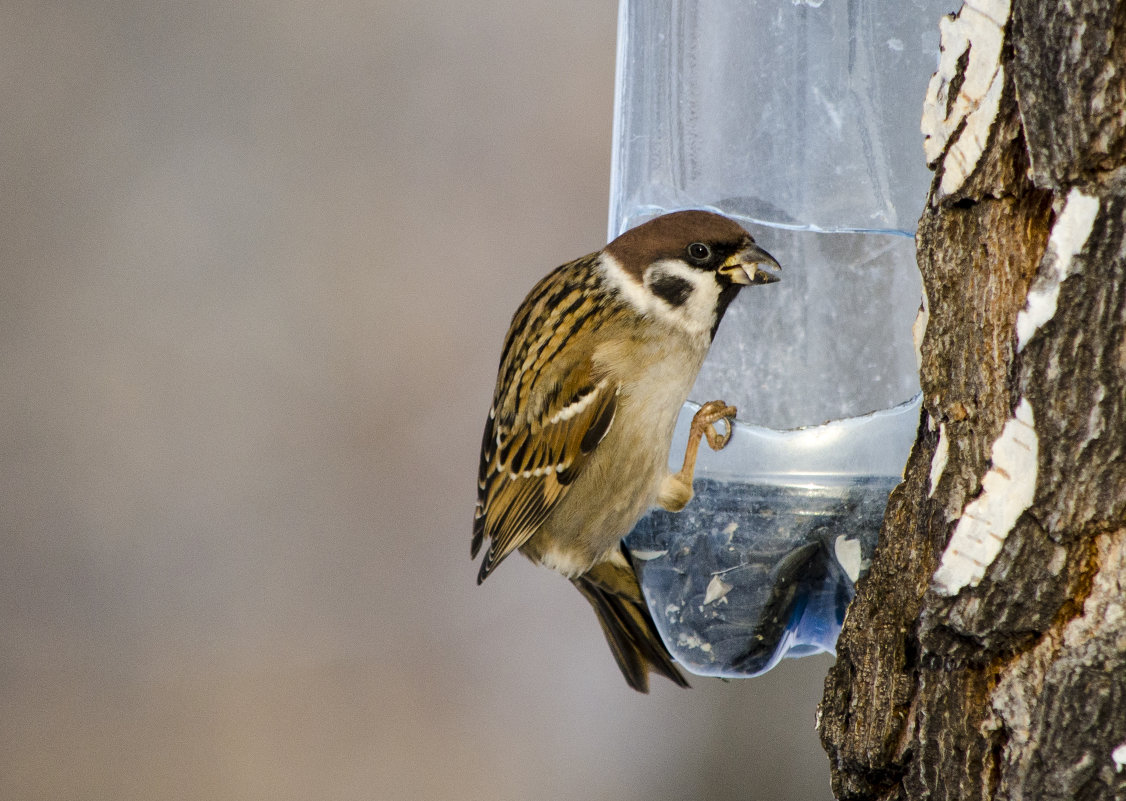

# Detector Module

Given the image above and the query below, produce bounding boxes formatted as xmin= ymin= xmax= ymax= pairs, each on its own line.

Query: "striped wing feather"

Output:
xmin=473 ymin=360 xmax=617 ymax=583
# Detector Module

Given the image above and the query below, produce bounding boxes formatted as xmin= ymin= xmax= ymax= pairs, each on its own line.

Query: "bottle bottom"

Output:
xmin=626 ymin=474 xmax=897 ymax=677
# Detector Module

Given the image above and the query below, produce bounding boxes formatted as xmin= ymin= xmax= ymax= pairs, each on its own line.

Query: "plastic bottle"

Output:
xmin=612 ymin=0 xmax=952 ymax=676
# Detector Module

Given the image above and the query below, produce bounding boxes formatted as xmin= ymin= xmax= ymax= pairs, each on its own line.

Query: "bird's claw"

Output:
xmin=693 ymin=400 xmax=738 ymax=452
xmin=707 ymin=417 xmax=733 ymax=450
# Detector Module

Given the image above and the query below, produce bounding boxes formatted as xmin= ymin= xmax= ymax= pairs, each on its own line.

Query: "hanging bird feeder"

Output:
xmin=612 ymin=0 xmax=951 ymax=676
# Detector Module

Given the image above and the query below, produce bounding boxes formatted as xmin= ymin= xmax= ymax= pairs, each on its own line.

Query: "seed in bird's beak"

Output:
xmin=719 ymin=244 xmax=782 ymax=285
xmin=746 ymin=264 xmax=781 ymax=285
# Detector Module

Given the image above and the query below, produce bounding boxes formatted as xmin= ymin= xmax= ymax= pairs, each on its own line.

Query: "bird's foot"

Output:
xmin=692 ymin=400 xmax=737 ymax=451
xmin=658 ymin=401 xmax=738 ymax=513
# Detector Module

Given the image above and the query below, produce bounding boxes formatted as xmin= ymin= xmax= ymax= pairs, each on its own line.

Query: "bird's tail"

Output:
xmin=572 ymin=547 xmax=689 ymax=693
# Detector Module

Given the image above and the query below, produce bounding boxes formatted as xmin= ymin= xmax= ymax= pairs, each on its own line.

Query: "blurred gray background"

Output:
xmin=2 ymin=3 xmax=834 ymax=799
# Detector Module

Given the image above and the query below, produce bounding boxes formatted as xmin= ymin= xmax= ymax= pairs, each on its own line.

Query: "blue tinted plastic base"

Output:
xmin=627 ymin=475 xmax=894 ymax=677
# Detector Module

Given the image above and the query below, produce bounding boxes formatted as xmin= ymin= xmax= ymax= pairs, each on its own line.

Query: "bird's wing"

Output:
xmin=472 ymin=358 xmax=618 ymax=583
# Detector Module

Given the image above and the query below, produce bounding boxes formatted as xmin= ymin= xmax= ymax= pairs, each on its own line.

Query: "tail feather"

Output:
xmin=572 ymin=549 xmax=689 ymax=693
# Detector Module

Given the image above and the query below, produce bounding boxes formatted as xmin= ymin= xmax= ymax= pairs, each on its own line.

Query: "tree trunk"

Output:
xmin=817 ymin=2 xmax=1126 ymax=799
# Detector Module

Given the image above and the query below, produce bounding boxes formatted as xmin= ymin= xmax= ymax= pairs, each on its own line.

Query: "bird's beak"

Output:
xmin=719 ymin=243 xmax=782 ymax=285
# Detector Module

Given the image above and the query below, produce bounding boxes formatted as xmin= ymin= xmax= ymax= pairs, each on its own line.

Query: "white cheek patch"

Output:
xmin=599 ymin=253 xmax=719 ymax=342
xmin=600 ymin=252 xmax=654 ymax=315
xmin=643 ymin=259 xmax=721 ymax=340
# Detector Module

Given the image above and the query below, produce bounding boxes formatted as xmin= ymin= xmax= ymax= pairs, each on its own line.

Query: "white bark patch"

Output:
xmin=921 ymin=0 xmax=1011 ymax=197
xmin=932 ymin=398 xmax=1037 ymax=596
xmin=1113 ymin=742 xmax=1126 ymax=773
xmin=1015 ymin=188 xmax=1100 ymax=351
xmin=929 ymin=422 xmax=949 ymax=498
xmin=912 ymin=296 xmax=929 ymax=370
xmin=988 ymin=530 xmax=1126 ymax=789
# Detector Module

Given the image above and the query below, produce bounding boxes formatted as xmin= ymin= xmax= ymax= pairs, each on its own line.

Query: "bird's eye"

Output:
xmin=687 ymin=242 xmax=711 ymax=262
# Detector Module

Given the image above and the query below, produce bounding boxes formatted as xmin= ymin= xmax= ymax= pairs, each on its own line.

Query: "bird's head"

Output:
xmin=601 ymin=210 xmax=781 ymax=340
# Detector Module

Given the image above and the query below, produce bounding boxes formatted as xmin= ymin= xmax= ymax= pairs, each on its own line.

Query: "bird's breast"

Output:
xmin=526 ymin=333 xmax=709 ymax=575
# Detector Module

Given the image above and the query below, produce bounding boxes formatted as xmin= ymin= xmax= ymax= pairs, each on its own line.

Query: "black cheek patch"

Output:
xmin=649 ymin=273 xmax=694 ymax=308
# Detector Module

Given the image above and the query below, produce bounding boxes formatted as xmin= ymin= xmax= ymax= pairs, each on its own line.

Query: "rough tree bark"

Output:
xmin=818 ymin=2 xmax=1126 ymax=800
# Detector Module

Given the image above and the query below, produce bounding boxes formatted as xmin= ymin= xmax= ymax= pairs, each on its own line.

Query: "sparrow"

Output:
xmin=472 ymin=210 xmax=781 ymax=692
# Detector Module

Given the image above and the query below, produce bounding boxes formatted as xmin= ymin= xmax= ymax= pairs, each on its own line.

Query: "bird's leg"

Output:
xmin=658 ymin=400 xmax=738 ymax=512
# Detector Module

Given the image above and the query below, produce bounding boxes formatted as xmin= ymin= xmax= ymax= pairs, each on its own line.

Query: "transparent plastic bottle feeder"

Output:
xmin=612 ymin=0 xmax=950 ymax=677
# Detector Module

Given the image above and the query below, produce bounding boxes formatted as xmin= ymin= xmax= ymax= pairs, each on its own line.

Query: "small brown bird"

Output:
xmin=472 ymin=210 xmax=780 ymax=691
